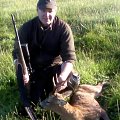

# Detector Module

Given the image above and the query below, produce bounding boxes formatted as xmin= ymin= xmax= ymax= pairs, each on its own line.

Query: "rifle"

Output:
xmin=11 ymin=14 xmax=37 ymax=120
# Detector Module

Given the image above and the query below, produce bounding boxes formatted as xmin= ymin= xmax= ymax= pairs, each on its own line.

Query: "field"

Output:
xmin=0 ymin=0 xmax=120 ymax=119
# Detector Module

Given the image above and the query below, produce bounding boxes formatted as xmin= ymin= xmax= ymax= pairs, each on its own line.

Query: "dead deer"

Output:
xmin=40 ymin=81 xmax=110 ymax=120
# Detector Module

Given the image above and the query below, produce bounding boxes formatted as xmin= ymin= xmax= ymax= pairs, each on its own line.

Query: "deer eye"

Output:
xmin=46 ymin=101 xmax=50 ymax=103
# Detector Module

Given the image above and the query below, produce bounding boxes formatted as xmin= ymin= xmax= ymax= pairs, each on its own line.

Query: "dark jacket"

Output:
xmin=13 ymin=16 xmax=76 ymax=68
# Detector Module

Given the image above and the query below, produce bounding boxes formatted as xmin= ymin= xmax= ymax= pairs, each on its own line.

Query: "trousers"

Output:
xmin=29 ymin=64 xmax=61 ymax=105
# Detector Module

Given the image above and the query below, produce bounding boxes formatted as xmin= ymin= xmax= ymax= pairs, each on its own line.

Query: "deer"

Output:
xmin=40 ymin=77 xmax=110 ymax=120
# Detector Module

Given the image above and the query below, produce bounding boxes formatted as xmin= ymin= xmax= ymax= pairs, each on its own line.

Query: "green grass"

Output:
xmin=0 ymin=0 xmax=120 ymax=119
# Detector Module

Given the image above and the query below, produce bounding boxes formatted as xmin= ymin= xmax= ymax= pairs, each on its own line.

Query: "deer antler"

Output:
xmin=52 ymin=74 xmax=67 ymax=93
xmin=52 ymin=74 xmax=57 ymax=93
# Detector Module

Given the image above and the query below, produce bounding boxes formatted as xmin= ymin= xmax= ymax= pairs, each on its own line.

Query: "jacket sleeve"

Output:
xmin=60 ymin=23 xmax=76 ymax=63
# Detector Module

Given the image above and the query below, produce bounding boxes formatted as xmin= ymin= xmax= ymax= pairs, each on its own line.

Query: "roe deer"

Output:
xmin=40 ymin=82 xmax=110 ymax=120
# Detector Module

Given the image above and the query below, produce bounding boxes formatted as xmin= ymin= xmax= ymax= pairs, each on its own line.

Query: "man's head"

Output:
xmin=37 ymin=0 xmax=57 ymax=26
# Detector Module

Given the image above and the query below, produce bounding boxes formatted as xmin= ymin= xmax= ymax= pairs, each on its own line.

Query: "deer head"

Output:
xmin=40 ymin=75 xmax=69 ymax=110
xmin=40 ymin=92 xmax=67 ymax=109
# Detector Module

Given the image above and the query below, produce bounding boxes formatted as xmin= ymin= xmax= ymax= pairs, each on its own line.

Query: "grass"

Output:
xmin=0 ymin=0 xmax=120 ymax=119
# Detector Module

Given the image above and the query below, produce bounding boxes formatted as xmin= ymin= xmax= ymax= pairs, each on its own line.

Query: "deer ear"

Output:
xmin=54 ymin=93 xmax=62 ymax=97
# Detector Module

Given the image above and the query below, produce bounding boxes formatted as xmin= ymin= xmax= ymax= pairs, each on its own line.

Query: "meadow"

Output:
xmin=0 ymin=0 xmax=120 ymax=119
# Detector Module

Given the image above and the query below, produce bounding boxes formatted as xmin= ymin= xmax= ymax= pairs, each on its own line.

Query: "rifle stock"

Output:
xmin=11 ymin=14 xmax=37 ymax=120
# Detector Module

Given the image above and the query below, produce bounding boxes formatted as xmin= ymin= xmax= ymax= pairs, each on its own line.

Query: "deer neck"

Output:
xmin=56 ymin=102 xmax=83 ymax=120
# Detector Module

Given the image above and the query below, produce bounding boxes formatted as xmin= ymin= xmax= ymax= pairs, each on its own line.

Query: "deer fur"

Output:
xmin=40 ymin=82 xmax=110 ymax=120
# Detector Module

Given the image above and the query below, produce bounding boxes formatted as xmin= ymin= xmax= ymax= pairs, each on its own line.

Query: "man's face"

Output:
xmin=37 ymin=8 xmax=57 ymax=26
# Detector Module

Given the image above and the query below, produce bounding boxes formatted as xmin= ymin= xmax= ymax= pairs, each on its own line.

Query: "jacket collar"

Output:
xmin=38 ymin=17 xmax=53 ymax=31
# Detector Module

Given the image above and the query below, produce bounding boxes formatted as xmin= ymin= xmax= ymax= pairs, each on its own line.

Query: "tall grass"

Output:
xmin=0 ymin=0 xmax=120 ymax=119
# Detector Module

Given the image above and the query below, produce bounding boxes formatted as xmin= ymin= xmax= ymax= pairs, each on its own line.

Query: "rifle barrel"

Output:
xmin=11 ymin=14 xmax=27 ymax=74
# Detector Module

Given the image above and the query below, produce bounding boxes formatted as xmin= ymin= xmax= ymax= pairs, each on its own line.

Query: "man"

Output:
xmin=13 ymin=0 xmax=76 ymax=106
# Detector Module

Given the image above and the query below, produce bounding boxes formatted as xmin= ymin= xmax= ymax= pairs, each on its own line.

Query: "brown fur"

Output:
xmin=40 ymin=82 xmax=110 ymax=120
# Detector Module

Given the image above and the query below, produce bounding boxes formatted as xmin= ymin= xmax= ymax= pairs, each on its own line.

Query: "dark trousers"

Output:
xmin=30 ymin=64 xmax=61 ymax=105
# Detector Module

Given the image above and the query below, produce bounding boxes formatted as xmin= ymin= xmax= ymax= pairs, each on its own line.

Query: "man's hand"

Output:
xmin=23 ymin=70 xmax=29 ymax=85
xmin=14 ymin=59 xmax=29 ymax=85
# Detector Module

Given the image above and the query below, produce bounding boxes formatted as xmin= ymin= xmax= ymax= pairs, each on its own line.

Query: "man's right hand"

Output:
xmin=23 ymin=71 xmax=29 ymax=85
xmin=14 ymin=59 xmax=29 ymax=85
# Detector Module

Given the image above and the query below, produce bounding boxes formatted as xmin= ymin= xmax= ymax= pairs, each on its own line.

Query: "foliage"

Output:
xmin=0 ymin=0 xmax=120 ymax=120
